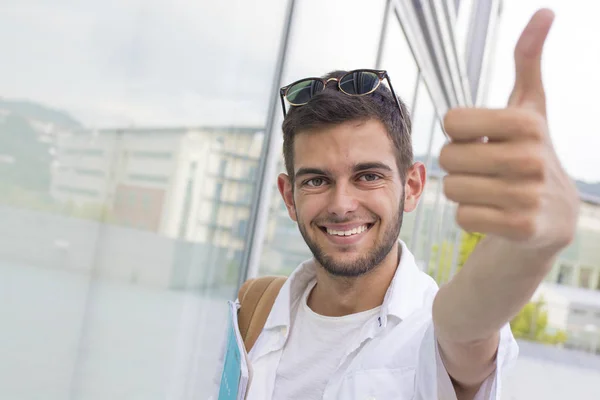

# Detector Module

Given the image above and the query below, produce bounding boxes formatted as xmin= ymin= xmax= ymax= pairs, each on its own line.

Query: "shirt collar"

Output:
xmin=263 ymin=240 xmax=438 ymax=331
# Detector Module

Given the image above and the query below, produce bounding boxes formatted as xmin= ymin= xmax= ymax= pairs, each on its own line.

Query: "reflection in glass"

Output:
xmin=259 ymin=0 xmax=387 ymax=278
xmin=0 ymin=0 xmax=288 ymax=398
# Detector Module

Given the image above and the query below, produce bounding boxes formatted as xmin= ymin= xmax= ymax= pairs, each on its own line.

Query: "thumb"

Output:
xmin=508 ymin=8 xmax=555 ymax=116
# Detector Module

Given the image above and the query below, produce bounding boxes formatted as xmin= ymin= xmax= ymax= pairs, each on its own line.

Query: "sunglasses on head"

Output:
xmin=279 ymin=69 xmax=405 ymax=120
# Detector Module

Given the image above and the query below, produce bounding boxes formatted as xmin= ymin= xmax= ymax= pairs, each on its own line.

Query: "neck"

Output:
xmin=307 ymin=242 xmax=401 ymax=317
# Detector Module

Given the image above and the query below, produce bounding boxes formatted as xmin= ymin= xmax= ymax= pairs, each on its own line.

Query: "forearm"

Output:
xmin=433 ymin=235 xmax=556 ymax=343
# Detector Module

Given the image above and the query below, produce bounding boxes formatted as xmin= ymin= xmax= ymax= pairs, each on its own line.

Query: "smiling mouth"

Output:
xmin=319 ymin=223 xmax=374 ymax=237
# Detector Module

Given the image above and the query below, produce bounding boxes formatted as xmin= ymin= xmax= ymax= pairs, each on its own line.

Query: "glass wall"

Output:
xmin=0 ymin=0 xmax=288 ymax=398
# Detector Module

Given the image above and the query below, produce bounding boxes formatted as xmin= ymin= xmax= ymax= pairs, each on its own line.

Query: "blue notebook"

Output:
xmin=218 ymin=301 xmax=251 ymax=400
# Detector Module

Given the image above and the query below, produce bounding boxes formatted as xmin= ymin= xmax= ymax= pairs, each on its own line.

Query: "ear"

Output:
xmin=404 ymin=162 xmax=426 ymax=212
xmin=277 ymin=173 xmax=297 ymax=222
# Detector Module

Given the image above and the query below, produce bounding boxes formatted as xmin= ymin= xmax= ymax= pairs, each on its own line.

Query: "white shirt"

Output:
xmin=212 ymin=240 xmax=519 ymax=399
xmin=272 ymin=280 xmax=382 ymax=399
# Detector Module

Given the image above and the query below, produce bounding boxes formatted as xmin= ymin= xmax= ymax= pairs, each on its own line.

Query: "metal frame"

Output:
xmin=474 ymin=0 xmax=502 ymax=105
xmin=392 ymin=0 xmax=449 ymax=116
xmin=375 ymin=0 xmax=393 ymax=70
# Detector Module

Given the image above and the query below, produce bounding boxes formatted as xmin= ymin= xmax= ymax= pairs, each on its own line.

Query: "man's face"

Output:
xmin=278 ymin=119 xmax=411 ymax=277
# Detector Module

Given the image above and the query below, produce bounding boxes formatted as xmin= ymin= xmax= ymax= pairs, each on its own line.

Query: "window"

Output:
xmin=56 ymin=185 xmax=99 ymax=197
xmin=130 ymin=151 xmax=173 ymax=159
xmin=557 ymin=263 xmax=574 ymax=285
xmin=128 ymin=173 xmax=169 ymax=184
xmin=236 ymin=219 xmax=248 ymax=238
xmin=572 ymin=308 xmax=587 ymax=316
xmin=579 ymin=266 xmax=593 ymax=289
xmin=74 ymin=168 xmax=104 ymax=177
xmin=64 ymin=148 xmax=104 ymax=157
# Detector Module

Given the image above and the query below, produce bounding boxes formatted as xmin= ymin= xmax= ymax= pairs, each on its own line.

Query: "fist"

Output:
xmin=439 ymin=9 xmax=579 ymax=253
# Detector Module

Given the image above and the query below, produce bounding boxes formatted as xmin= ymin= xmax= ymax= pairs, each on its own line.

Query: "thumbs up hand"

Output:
xmin=440 ymin=9 xmax=579 ymax=254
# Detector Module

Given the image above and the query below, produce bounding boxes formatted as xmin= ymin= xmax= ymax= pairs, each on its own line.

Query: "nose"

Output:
xmin=327 ymin=181 xmax=359 ymax=217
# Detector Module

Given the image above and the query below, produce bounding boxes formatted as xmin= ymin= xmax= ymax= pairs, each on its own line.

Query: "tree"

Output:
xmin=428 ymin=232 xmax=485 ymax=284
xmin=510 ymin=297 xmax=568 ymax=345
xmin=430 ymin=230 xmax=568 ymax=346
xmin=457 ymin=232 xmax=485 ymax=270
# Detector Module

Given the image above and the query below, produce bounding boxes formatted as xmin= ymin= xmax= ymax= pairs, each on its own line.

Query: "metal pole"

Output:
xmin=375 ymin=0 xmax=392 ymax=70
xmin=238 ymin=0 xmax=296 ymax=287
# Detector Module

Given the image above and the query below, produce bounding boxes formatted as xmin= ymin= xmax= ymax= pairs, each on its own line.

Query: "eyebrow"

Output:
xmin=294 ymin=162 xmax=393 ymax=178
xmin=352 ymin=162 xmax=393 ymax=173
xmin=295 ymin=167 xmax=331 ymax=178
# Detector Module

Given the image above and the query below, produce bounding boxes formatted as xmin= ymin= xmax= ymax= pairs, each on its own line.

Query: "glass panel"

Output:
xmin=259 ymin=0 xmax=387 ymax=276
xmin=423 ymin=114 xmax=459 ymax=283
xmin=0 ymin=1 xmax=288 ymax=398
xmin=379 ymin=12 xmax=420 ymax=250
xmin=403 ymin=80 xmax=437 ymax=264
xmin=282 ymin=0 xmax=386 ymax=81
xmin=380 ymin=10 xmax=419 ymax=107
xmin=418 ymin=122 xmax=450 ymax=277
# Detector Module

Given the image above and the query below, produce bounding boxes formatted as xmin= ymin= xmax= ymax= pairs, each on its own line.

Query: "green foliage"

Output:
xmin=457 ymin=232 xmax=485 ymax=269
xmin=0 ymin=184 xmax=115 ymax=223
xmin=428 ymin=232 xmax=485 ymax=284
xmin=0 ymin=184 xmax=60 ymax=212
xmin=0 ymin=114 xmax=53 ymax=192
xmin=68 ymin=202 xmax=115 ymax=222
xmin=428 ymin=240 xmax=453 ymax=283
xmin=429 ymin=231 xmax=568 ymax=346
xmin=510 ymin=297 xmax=568 ymax=345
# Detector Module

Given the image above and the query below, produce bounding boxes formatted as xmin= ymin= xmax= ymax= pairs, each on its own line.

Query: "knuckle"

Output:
xmin=443 ymin=109 xmax=460 ymax=134
xmin=455 ymin=206 xmax=474 ymax=231
xmin=513 ymin=145 xmax=545 ymax=177
xmin=507 ymin=183 xmax=543 ymax=209
xmin=514 ymin=110 xmax=546 ymax=140
xmin=442 ymin=175 xmax=458 ymax=200
xmin=525 ymin=184 xmax=544 ymax=209
xmin=509 ymin=213 xmax=537 ymax=238
xmin=439 ymin=144 xmax=453 ymax=171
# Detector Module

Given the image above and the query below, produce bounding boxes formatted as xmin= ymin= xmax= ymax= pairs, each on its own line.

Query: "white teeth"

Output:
xmin=326 ymin=225 xmax=368 ymax=237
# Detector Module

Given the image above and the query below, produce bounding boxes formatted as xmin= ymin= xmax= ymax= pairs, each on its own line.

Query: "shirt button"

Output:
xmin=281 ymin=326 xmax=288 ymax=336
xmin=367 ymin=397 xmax=376 ymax=400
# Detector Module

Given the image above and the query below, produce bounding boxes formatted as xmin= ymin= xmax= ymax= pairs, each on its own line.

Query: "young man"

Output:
xmin=215 ymin=8 xmax=579 ymax=400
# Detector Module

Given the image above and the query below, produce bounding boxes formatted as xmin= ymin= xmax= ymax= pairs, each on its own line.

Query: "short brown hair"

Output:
xmin=282 ymin=70 xmax=413 ymax=183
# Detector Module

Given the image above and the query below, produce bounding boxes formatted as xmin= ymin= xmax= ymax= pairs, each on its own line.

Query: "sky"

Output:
xmin=0 ymin=0 xmax=598 ymax=182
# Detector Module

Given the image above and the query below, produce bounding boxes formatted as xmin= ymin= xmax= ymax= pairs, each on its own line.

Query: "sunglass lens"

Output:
xmin=286 ymin=79 xmax=325 ymax=105
xmin=339 ymin=71 xmax=379 ymax=95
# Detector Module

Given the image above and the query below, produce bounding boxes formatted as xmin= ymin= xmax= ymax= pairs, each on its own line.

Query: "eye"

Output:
xmin=305 ymin=177 xmax=326 ymax=187
xmin=359 ymin=173 xmax=380 ymax=182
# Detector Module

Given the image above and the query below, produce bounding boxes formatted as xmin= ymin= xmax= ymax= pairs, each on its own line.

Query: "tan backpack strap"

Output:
xmin=237 ymin=276 xmax=287 ymax=352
